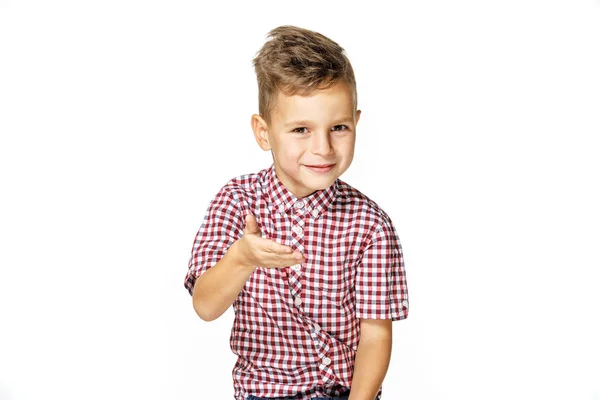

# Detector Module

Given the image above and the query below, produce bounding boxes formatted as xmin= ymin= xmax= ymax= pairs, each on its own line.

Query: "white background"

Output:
xmin=1 ymin=1 xmax=599 ymax=399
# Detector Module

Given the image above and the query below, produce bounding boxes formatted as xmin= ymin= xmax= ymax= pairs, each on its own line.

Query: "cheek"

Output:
xmin=280 ymin=138 xmax=304 ymax=159
xmin=272 ymin=142 xmax=301 ymax=170
xmin=347 ymin=140 xmax=356 ymax=156
xmin=336 ymin=137 xmax=355 ymax=155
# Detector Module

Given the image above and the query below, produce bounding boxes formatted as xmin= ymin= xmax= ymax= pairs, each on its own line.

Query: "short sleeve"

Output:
xmin=183 ymin=186 xmax=245 ymax=296
xmin=355 ymin=219 xmax=409 ymax=320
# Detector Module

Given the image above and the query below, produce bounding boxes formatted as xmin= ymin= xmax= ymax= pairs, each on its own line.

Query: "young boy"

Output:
xmin=184 ymin=25 xmax=409 ymax=400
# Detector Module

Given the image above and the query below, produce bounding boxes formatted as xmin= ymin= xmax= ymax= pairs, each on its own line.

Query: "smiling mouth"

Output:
xmin=305 ymin=164 xmax=335 ymax=168
xmin=305 ymin=164 xmax=336 ymax=173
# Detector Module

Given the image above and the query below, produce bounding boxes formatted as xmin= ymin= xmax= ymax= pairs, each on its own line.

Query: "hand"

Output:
xmin=235 ymin=213 xmax=304 ymax=268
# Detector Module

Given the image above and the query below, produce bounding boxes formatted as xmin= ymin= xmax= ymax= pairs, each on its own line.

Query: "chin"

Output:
xmin=310 ymin=177 xmax=337 ymax=190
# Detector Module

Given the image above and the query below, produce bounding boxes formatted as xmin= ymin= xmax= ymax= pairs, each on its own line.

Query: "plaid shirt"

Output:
xmin=184 ymin=164 xmax=409 ymax=400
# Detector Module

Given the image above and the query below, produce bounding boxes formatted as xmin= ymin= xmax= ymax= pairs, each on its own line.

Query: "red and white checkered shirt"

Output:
xmin=184 ymin=164 xmax=408 ymax=400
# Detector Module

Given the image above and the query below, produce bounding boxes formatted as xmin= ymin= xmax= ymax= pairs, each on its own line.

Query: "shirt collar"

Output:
xmin=265 ymin=163 xmax=339 ymax=219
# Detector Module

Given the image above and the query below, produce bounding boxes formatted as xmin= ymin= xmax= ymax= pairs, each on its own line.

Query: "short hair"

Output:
xmin=252 ymin=25 xmax=357 ymax=123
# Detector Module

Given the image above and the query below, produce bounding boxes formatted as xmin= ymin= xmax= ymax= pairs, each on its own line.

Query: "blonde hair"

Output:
xmin=252 ymin=25 xmax=357 ymax=123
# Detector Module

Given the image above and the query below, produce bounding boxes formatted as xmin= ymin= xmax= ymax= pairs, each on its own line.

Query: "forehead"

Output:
xmin=271 ymin=81 xmax=355 ymax=123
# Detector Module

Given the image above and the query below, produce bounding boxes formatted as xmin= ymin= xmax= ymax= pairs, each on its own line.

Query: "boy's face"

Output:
xmin=252 ymin=81 xmax=360 ymax=198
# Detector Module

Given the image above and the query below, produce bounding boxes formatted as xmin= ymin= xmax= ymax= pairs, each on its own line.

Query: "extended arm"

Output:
xmin=192 ymin=214 xmax=303 ymax=321
xmin=348 ymin=318 xmax=393 ymax=400
xmin=192 ymin=239 xmax=255 ymax=321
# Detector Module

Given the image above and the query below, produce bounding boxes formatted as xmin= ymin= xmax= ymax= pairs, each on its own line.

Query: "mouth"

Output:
xmin=305 ymin=164 xmax=336 ymax=173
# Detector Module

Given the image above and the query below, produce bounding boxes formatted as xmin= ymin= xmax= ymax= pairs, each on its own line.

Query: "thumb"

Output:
xmin=244 ymin=213 xmax=261 ymax=236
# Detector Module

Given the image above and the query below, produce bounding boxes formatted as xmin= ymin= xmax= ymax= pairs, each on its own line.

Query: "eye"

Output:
xmin=331 ymin=125 xmax=349 ymax=132
xmin=292 ymin=127 xmax=309 ymax=133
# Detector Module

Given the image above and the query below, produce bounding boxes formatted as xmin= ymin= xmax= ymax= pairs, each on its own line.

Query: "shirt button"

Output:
xmin=402 ymin=299 xmax=409 ymax=308
xmin=291 ymin=264 xmax=301 ymax=271
xmin=322 ymin=357 xmax=331 ymax=366
xmin=294 ymin=297 xmax=302 ymax=306
xmin=311 ymin=209 xmax=319 ymax=218
xmin=292 ymin=226 xmax=303 ymax=235
xmin=294 ymin=201 xmax=305 ymax=209
xmin=314 ymin=324 xmax=321 ymax=333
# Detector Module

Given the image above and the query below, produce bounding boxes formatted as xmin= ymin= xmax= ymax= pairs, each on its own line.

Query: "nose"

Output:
xmin=311 ymin=131 xmax=333 ymax=156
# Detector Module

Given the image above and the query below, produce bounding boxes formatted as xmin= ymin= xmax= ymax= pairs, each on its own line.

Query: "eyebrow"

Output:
xmin=284 ymin=117 xmax=354 ymax=128
xmin=284 ymin=121 xmax=311 ymax=128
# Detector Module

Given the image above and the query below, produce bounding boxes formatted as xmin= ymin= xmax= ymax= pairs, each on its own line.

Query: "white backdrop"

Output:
xmin=1 ymin=1 xmax=599 ymax=399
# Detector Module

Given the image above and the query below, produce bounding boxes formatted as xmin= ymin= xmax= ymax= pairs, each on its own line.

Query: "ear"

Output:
xmin=355 ymin=109 xmax=362 ymax=125
xmin=251 ymin=114 xmax=271 ymax=151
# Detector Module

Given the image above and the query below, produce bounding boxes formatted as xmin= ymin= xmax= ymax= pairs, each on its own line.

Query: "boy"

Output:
xmin=184 ymin=25 xmax=408 ymax=400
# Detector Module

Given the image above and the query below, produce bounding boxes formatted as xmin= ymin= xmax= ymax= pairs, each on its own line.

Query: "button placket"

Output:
xmin=288 ymin=206 xmax=305 ymax=301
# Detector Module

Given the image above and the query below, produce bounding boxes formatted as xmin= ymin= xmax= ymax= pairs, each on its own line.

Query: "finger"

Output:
xmin=244 ymin=213 xmax=261 ymax=236
xmin=264 ymin=252 xmax=304 ymax=268
xmin=265 ymin=240 xmax=293 ymax=254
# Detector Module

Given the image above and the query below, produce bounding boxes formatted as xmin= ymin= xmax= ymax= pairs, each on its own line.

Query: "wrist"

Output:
xmin=229 ymin=239 xmax=256 ymax=271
